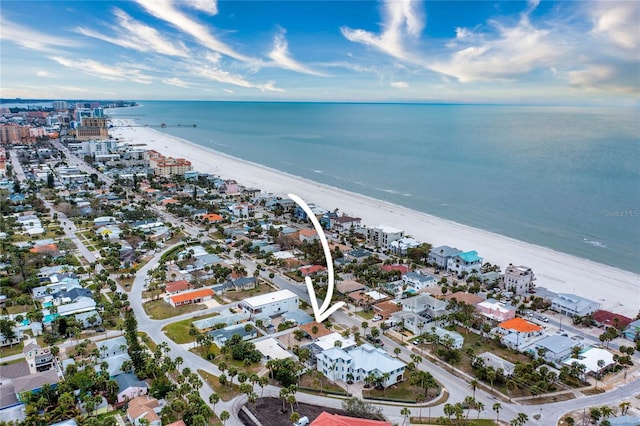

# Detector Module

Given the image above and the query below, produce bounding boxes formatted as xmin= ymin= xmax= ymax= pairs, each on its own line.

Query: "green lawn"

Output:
xmin=411 ymin=417 xmax=496 ymax=425
xmin=0 ymin=341 xmax=24 ymax=358
xmin=221 ymin=283 xmax=276 ymax=303
xmin=198 ymin=369 xmax=242 ymax=401
xmin=137 ymin=332 xmax=157 ymax=352
xmin=363 ymin=379 xmax=440 ymax=402
xmin=356 ymin=310 xmax=375 ymax=320
xmin=143 ymin=299 xmax=206 ymax=320
xmin=298 ymin=371 xmax=346 ymax=394
xmin=163 ymin=312 xmax=220 ymax=344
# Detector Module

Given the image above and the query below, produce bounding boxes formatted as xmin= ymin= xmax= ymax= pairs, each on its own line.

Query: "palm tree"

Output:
xmin=475 ymin=401 xmax=484 ymax=420
xmin=416 ymin=392 xmax=425 ymax=421
xmin=469 ymin=379 xmax=479 ymax=399
xmin=400 ymin=407 xmax=411 ymax=426
xmin=394 ymin=347 xmax=401 ymax=358
xmin=209 ymin=393 xmax=220 ymax=411
xmin=493 ymin=402 xmax=502 ymax=423
xmin=219 ymin=410 xmax=230 ymax=424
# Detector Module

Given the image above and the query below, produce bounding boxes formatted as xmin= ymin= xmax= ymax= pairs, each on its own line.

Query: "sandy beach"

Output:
xmin=110 ymin=120 xmax=639 ymax=317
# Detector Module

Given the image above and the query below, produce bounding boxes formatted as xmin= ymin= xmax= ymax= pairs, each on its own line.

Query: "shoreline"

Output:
xmin=109 ymin=119 xmax=640 ymax=317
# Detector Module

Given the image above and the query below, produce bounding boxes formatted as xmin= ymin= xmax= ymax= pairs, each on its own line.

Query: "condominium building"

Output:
xmin=367 ymin=225 xmax=404 ymax=248
xmin=503 ymin=264 xmax=535 ymax=294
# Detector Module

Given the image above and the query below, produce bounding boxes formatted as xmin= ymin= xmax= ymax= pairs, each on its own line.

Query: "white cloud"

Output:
xmin=192 ymin=66 xmax=284 ymax=92
xmin=268 ymin=29 xmax=327 ymax=76
xmin=430 ymin=10 xmax=561 ymax=82
xmin=0 ymin=18 xmax=79 ymax=52
xmin=179 ymin=0 xmax=218 ymax=15
xmin=135 ymin=0 xmax=253 ymax=62
xmin=341 ymin=0 xmax=425 ymax=62
xmin=390 ymin=81 xmax=409 ymax=89
xmin=36 ymin=70 xmax=53 ymax=77
xmin=50 ymin=56 xmax=153 ymax=84
xmin=75 ymin=8 xmax=189 ymax=58
xmin=224 ymin=89 xmax=234 ymax=94
xmin=590 ymin=1 xmax=640 ymax=52
xmin=162 ymin=77 xmax=190 ymax=88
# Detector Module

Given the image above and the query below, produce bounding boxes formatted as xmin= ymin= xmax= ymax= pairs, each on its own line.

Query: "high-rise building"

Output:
xmin=52 ymin=101 xmax=67 ymax=111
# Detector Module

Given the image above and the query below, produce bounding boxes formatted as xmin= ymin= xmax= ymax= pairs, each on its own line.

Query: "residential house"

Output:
xmin=316 ymin=343 xmax=406 ymax=387
xmin=56 ymin=297 xmax=97 ymax=317
xmin=254 ymin=338 xmax=293 ymax=361
xmin=208 ymin=323 xmax=257 ymax=347
xmin=551 ymin=293 xmax=600 ymax=317
xmin=388 ymin=237 xmax=421 ymax=256
xmin=476 ymin=299 xmax=516 ymax=322
xmin=168 ymin=288 xmax=215 ymax=307
xmin=74 ymin=311 xmax=102 ymax=329
xmin=527 ymin=335 xmax=582 ymax=364
xmin=373 ymin=300 xmax=402 ymax=320
xmin=97 ymin=336 xmax=128 ymax=358
xmin=0 ymin=327 xmax=23 ymax=347
xmin=401 ymin=272 xmax=436 ymax=291
xmin=239 ymin=289 xmax=298 ymax=318
xmin=193 ymin=312 xmax=250 ymax=333
xmin=13 ymin=369 xmax=60 ymax=402
xmin=336 ymin=280 xmax=365 ymax=295
xmin=367 ymin=225 xmax=404 ymax=248
xmin=330 ymin=215 xmax=361 ymax=231
xmin=400 ymin=293 xmax=447 ymax=319
xmin=116 ymin=373 xmax=149 ymax=403
xmin=503 ymin=264 xmax=536 ymax=295
xmin=344 ymin=248 xmax=374 ymax=263
xmin=477 ymin=352 xmax=516 ymax=376
xmin=390 ymin=311 xmax=432 ymax=336
xmin=562 ymin=347 xmax=614 ymax=377
xmin=430 ymin=326 xmax=464 ymax=349
xmin=202 ymin=213 xmax=224 ymax=223
xmin=447 ymin=250 xmax=483 ymax=276
xmin=442 ymin=292 xmax=484 ymax=308
xmin=164 ymin=280 xmax=192 ymax=295
xmin=23 ymin=343 xmax=55 ymax=374
xmin=125 ymin=396 xmax=161 ymax=426
xmin=496 ymin=318 xmax=543 ymax=350
xmin=219 ymin=179 xmax=239 ymax=194
xmin=624 ymin=319 xmax=640 ymax=341
xmin=428 ymin=245 xmax=463 ymax=270
xmin=592 ymin=310 xmax=632 ymax=330
xmin=298 ymin=265 xmax=326 ymax=277
xmin=299 ymin=228 xmax=320 ymax=243
xmin=311 ymin=412 xmax=391 ymax=426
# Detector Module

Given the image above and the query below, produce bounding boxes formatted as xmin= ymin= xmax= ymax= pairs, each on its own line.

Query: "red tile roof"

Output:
xmin=311 ymin=412 xmax=391 ymax=426
xmin=592 ymin=310 xmax=632 ymax=329
xmin=165 ymin=280 xmax=192 ymax=293
xmin=499 ymin=317 xmax=542 ymax=333
xmin=299 ymin=265 xmax=326 ymax=276
xmin=380 ymin=264 xmax=411 ymax=274
xmin=203 ymin=213 xmax=224 ymax=222
xmin=170 ymin=288 xmax=214 ymax=304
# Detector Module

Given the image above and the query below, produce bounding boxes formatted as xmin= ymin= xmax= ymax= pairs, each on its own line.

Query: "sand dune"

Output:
xmin=110 ymin=120 xmax=640 ymax=317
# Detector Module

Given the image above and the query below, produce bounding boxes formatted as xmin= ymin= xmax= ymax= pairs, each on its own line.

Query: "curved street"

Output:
xmin=129 ymin=243 xmax=640 ymax=425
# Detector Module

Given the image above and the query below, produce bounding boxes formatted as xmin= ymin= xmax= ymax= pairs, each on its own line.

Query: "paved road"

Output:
xmin=16 ymin=145 xmax=640 ymax=424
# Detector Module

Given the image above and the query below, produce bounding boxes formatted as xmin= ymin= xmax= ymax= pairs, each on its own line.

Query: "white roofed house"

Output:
xmin=401 ymin=272 xmax=436 ymax=292
xmin=562 ymin=347 xmax=614 ymax=378
xmin=503 ymin=264 xmax=536 ymax=295
xmin=476 ymin=299 xmax=516 ymax=322
xmin=316 ymin=343 xmax=406 ymax=387
xmin=388 ymin=237 xmax=421 ymax=256
xmin=239 ymin=289 xmax=298 ymax=319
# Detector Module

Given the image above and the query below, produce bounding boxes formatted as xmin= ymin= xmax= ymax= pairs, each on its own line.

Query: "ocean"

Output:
xmin=110 ymin=102 xmax=640 ymax=274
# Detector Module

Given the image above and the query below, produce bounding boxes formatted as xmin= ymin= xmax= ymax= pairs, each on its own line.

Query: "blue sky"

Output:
xmin=0 ymin=0 xmax=638 ymax=104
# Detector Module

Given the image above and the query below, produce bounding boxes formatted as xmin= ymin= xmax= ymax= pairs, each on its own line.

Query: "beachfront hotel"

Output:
xmin=144 ymin=150 xmax=193 ymax=176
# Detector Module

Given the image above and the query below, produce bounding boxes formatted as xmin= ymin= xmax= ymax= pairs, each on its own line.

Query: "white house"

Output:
xmin=503 ymin=264 xmax=535 ymax=295
xmin=316 ymin=343 xmax=406 ymax=387
xmin=562 ymin=347 xmax=614 ymax=377
xmin=401 ymin=272 xmax=436 ymax=291
xmin=476 ymin=299 xmax=516 ymax=322
xmin=552 ymin=293 xmax=600 ymax=317
xmin=400 ymin=293 xmax=447 ymax=318
xmin=388 ymin=237 xmax=421 ymax=256
xmin=367 ymin=225 xmax=404 ymax=248
xmin=447 ymin=250 xmax=483 ymax=276
xmin=115 ymin=373 xmax=149 ymax=403
xmin=239 ymin=289 xmax=298 ymax=318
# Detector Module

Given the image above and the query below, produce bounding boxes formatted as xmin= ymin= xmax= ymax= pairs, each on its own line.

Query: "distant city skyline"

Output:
xmin=0 ymin=0 xmax=638 ymax=105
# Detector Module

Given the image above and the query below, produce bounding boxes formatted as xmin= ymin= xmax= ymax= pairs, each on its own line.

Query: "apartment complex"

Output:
xmin=367 ymin=225 xmax=404 ymax=248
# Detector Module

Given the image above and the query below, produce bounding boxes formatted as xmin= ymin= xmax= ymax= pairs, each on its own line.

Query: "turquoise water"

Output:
xmin=111 ymin=102 xmax=640 ymax=273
